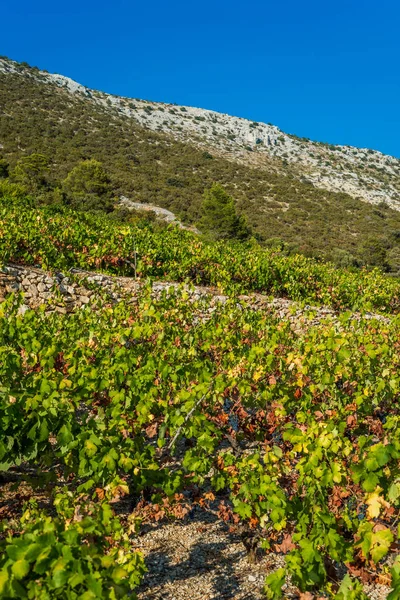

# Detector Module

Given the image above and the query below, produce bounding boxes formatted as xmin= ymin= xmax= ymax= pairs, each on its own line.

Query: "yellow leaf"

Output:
xmin=253 ymin=368 xmax=263 ymax=382
xmin=366 ymin=492 xmax=382 ymax=518
xmin=366 ymin=488 xmax=389 ymax=519
xmin=60 ymin=378 xmax=72 ymax=389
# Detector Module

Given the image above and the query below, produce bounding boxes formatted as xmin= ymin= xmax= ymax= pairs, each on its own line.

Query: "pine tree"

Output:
xmin=11 ymin=153 xmax=49 ymax=192
xmin=62 ymin=160 xmax=113 ymax=212
xmin=199 ymin=183 xmax=249 ymax=240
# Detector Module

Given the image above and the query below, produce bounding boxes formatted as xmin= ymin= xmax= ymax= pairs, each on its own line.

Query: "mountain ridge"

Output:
xmin=1 ymin=55 xmax=399 ymax=210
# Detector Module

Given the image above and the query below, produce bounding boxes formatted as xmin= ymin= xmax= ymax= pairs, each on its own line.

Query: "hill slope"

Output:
xmin=1 ymin=56 xmax=400 ymax=266
xmin=1 ymin=56 xmax=399 ymax=208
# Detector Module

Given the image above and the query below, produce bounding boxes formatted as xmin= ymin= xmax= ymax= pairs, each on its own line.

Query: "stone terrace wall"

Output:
xmin=0 ymin=264 xmax=142 ymax=313
xmin=0 ymin=264 xmax=229 ymax=315
xmin=0 ymin=263 xmax=386 ymax=331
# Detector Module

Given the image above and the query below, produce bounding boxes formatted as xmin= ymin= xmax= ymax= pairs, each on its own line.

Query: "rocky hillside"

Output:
xmin=3 ymin=55 xmax=400 ymax=267
xmin=1 ymin=56 xmax=399 ymax=209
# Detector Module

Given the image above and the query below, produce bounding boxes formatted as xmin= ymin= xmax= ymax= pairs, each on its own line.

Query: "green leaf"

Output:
xmin=38 ymin=419 xmax=49 ymax=442
xmin=112 ymin=566 xmax=129 ymax=583
xmin=58 ymin=424 xmax=73 ymax=446
xmin=68 ymin=572 xmax=85 ymax=588
xmin=338 ymin=348 xmax=351 ymax=361
xmin=6 ymin=544 xmax=25 ymax=562
xmin=25 ymin=543 xmax=45 ymax=562
xmin=11 ymin=559 xmax=30 ymax=580
xmin=52 ymin=558 xmax=69 ymax=588
xmin=0 ymin=570 xmax=9 ymax=594
xmin=234 ymin=502 xmax=253 ymax=519
xmin=388 ymin=481 xmax=400 ymax=503
xmin=264 ymin=568 xmax=285 ymax=599
xmin=335 ymin=574 xmax=368 ymax=599
xmin=40 ymin=379 xmax=52 ymax=395
xmin=361 ymin=472 xmax=379 ymax=492
xmin=84 ymin=439 xmax=98 ymax=457
xmin=370 ymin=529 xmax=394 ymax=563
xmin=80 ymin=592 xmax=97 ymax=600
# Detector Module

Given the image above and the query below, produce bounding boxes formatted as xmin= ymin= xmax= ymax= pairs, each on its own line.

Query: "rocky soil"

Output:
xmin=135 ymin=504 xmax=288 ymax=600
xmin=134 ymin=505 xmax=391 ymax=600
xmin=1 ymin=57 xmax=399 ymax=210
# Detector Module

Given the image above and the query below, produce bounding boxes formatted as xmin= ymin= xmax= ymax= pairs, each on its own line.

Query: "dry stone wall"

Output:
xmin=0 ymin=264 xmax=141 ymax=313
xmin=0 ymin=263 xmax=388 ymax=331
xmin=0 ymin=264 xmax=228 ymax=315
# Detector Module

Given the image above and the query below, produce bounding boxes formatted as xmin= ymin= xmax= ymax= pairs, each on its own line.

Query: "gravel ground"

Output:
xmin=135 ymin=505 xmax=287 ymax=600
xmin=0 ymin=480 xmax=393 ymax=599
xmin=134 ymin=506 xmax=392 ymax=600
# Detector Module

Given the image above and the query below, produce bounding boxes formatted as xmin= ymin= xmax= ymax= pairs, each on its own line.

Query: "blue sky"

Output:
xmin=2 ymin=0 xmax=400 ymax=157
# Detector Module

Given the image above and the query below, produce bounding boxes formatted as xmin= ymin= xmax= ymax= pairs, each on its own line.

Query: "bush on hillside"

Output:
xmin=62 ymin=159 xmax=114 ymax=212
xmin=361 ymin=237 xmax=389 ymax=271
xmin=11 ymin=153 xmax=50 ymax=193
xmin=387 ymin=246 xmax=400 ymax=273
xmin=199 ymin=183 xmax=250 ymax=240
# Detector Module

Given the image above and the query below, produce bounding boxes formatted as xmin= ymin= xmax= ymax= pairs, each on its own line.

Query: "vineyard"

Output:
xmin=1 ymin=193 xmax=400 ymax=599
xmin=1 ymin=194 xmax=400 ymax=313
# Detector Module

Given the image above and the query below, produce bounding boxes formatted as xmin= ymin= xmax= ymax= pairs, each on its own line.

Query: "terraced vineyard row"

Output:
xmin=0 ymin=281 xmax=399 ymax=597
xmin=1 ymin=193 xmax=400 ymax=598
xmin=1 ymin=194 xmax=400 ymax=313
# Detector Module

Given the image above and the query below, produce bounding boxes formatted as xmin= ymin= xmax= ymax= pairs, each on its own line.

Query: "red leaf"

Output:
xmin=275 ymin=533 xmax=296 ymax=554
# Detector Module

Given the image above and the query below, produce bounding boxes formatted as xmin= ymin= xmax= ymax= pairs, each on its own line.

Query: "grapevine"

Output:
xmin=0 ymin=193 xmax=400 ymax=597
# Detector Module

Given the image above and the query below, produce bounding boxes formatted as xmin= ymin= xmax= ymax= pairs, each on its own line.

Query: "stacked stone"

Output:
xmin=0 ymin=265 xmax=140 ymax=313
xmin=0 ymin=263 xmax=390 ymax=331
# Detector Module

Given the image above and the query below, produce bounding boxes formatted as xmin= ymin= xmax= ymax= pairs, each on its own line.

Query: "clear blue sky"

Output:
xmin=2 ymin=0 xmax=400 ymax=157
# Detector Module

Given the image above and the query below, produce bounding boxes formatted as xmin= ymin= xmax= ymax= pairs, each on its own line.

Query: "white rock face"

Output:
xmin=1 ymin=57 xmax=399 ymax=209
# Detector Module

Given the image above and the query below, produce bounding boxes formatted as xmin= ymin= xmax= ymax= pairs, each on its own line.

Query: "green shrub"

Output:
xmin=0 ymin=495 xmax=145 ymax=599
xmin=62 ymin=160 xmax=113 ymax=213
xmin=199 ymin=183 xmax=249 ymax=240
xmin=0 ymin=159 xmax=9 ymax=178
xmin=0 ymin=179 xmax=28 ymax=199
xmin=11 ymin=153 xmax=50 ymax=193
